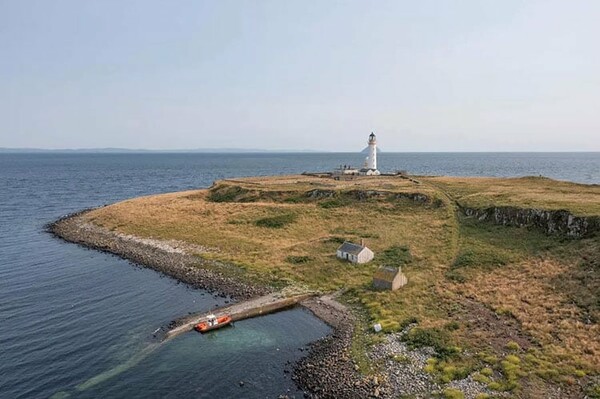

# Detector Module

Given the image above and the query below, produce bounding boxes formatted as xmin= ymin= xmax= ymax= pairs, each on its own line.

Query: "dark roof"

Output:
xmin=337 ymin=241 xmax=366 ymax=255
xmin=373 ymin=266 xmax=400 ymax=282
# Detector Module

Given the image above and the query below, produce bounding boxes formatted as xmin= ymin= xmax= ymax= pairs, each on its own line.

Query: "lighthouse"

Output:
xmin=361 ymin=132 xmax=380 ymax=176
xmin=367 ymin=132 xmax=377 ymax=170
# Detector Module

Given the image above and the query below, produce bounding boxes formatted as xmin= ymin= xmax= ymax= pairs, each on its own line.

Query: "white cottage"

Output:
xmin=336 ymin=241 xmax=374 ymax=264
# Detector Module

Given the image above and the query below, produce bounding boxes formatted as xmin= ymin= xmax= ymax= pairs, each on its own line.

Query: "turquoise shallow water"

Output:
xmin=0 ymin=152 xmax=598 ymax=399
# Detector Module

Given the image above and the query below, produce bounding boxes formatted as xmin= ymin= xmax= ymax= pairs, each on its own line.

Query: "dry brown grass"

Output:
xmin=421 ymin=175 xmax=600 ymax=216
xmin=87 ymin=175 xmax=459 ymax=335
xmin=459 ymin=258 xmax=599 ymax=371
xmin=87 ymin=178 xmax=454 ymax=294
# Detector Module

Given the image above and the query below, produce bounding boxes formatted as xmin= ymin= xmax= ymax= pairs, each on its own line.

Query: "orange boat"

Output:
xmin=195 ymin=314 xmax=232 ymax=333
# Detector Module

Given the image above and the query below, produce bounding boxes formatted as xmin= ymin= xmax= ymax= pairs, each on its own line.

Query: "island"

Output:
xmin=50 ymin=174 xmax=600 ymax=399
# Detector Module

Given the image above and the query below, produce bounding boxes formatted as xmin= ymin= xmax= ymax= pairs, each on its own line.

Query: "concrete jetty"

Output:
xmin=164 ymin=291 xmax=316 ymax=340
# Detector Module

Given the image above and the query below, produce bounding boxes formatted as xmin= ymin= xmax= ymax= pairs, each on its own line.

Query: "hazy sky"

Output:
xmin=1 ymin=1 xmax=598 ymax=151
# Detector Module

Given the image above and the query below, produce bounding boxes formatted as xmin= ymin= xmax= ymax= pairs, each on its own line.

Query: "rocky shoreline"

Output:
xmin=294 ymin=295 xmax=387 ymax=398
xmin=48 ymin=210 xmax=270 ymax=301
xmin=48 ymin=210 xmax=376 ymax=398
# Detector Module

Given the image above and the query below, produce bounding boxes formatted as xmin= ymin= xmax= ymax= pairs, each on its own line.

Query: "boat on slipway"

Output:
xmin=195 ymin=314 xmax=232 ymax=333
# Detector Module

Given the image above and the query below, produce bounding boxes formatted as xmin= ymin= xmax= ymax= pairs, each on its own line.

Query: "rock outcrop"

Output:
xmin=462 ymin=206 xmax=600 ymax=238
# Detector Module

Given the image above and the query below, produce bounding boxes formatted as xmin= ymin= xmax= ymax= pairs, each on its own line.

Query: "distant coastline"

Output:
xmin=0 ymin=147 xmax=323 ymax=154
xmin=1 ymin=148 xmax=599 ymax=154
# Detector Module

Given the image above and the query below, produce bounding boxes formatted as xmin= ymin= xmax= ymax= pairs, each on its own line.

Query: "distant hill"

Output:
xmin=360 ymin=146 xmax=382 ymax=154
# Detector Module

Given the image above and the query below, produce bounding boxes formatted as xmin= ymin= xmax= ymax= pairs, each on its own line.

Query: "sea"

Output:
xmin=0 ymin=152 xmax=598 ymax=399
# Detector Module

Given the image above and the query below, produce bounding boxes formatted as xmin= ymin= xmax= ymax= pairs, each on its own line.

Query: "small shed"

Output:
xmin=336 ymin=241 xmax=374 ymax=264
xmin=373 ymin=266 xmax=408 ymax=291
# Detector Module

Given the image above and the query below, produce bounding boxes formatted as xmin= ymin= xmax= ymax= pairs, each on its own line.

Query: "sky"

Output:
xmin=0 ymin=0 xmax=598 ymax=151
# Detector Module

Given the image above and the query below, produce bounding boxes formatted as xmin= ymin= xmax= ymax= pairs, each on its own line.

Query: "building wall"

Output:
xmin=357 ymin=248 xmax=374 ymax=264
xmin=373 ymin=279 xmax=392 ymax=290
xmin=373 ymin=273 xmax=408 ymax=291
xmin=338 ymin=248 xmax=374 ymax=264
xmin=391 ymin=273 xmax=408 ymax=290
xmin=368 ymin=143 xmax=377 ymax=170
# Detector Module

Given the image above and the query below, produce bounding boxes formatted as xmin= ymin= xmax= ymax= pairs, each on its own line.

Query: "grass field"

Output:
xmin=85 ymin=174 xmax=600 ymax=397
xmin=421 ymin=175 xmax=600 ymax=216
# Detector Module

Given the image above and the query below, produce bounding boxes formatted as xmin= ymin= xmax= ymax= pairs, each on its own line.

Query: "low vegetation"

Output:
xmin=422 ymin=175 xmax=600 ymax=216
xmin=85 ymin=174 xmax=599 ymax=398
xmin=254 ymin=213 xmax=297 ymax=228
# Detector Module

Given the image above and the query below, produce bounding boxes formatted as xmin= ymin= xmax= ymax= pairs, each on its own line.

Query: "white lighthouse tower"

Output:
xmin=367 ymin=132 xmax=377 ymax=170
xmin=361 ymin=132 xmax=380 ymax=176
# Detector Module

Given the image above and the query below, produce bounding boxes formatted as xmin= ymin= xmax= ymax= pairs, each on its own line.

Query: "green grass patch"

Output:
xmin=254 ymin=213 xmax=297 ymax=228
xmin=402 ymin=327 xmax=458 ymax=359
xmin=285 ymin=255 xmax=312 ymax=264
xmin=322 ymin=235 xmax=346 ymax=244
xmin=442 ymin=388 xmax=465 ymax=399
xmin=378 ymin=245 xmax=413 ymax=266
xmin=319 ymin=198 xmax=350 ymax=208
xmin=208 ymin=185 xmax=250 ymax=202
xmin=586 ymin=384 xmax=600 ymax=399
xmin=473 ymin=373 xmax=491 ymax=384
xmin=506 ymin=341 xmax=521 ymax=351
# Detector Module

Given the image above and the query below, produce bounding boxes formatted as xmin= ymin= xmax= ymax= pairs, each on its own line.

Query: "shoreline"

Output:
xmin=48 ymin=210 xmax=382 ymax=398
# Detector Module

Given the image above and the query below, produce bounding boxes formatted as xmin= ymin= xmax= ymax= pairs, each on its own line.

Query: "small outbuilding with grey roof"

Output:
xmin=373 ymin=266 xmax=408 ymax=291
xmin=336 ymin=241 xmax=374 ymax=264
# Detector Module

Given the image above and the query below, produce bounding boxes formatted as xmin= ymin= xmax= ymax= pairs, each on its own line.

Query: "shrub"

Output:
xmin=477 ymin=352 xmax=498 ymax=365
xmin=442 ymin=388 xmax=464 ymax=399
xmin=208 ymin=185 xmax=248 ymax=202
xmin=399 ymin=316 xmax=419 ymax=330
xmin=452 ymin=248 xmax=509 ymax=269
xmin=445 ymin=269 xmax=466 ymax=283
xmin=379 ymin=245 xmax=413 ymax=266
xmin=453 ymin=250 xmax=475 ymax=268
xmin=285 ymin=255 xmax=312 ymax=264
xmin=391 ymin=354 xmax=410 ymax=363
xmin=506 ymin=341 xmax=521 ymax=351
xmin=586 ymin=384 xmax=600 ymax=399
xmin=445 ymin=321 xmax=461 ymax=331
xmin=480 ymin=367 xmax=493 ymax=377
xmin=574 ymin=369 xmax=586 ymax=377
xmin=283 ymin=196 xmax=304 ymax=203
xmin=323 ymin=236 xmax=346 ymax=244
xmin=254 ymin=213 xmax=297 ymax=228
xmin=424 ymin=358 xmax=437 ymax=373
xmin=402 ymin=327 xmax=456 ymax=359
xmin=505 ymin=354 xmax=520 ymax=365
xmin=319 ymin=198 xmax=349 ymax=208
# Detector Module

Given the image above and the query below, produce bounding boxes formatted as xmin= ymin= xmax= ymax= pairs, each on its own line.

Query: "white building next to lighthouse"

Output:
xmin=360 ymin=132 xmax=381 ymax=176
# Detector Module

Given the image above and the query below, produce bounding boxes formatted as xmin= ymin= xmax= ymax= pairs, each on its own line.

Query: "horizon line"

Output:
xmin=1 ymin=147 xmax=599 ymax=154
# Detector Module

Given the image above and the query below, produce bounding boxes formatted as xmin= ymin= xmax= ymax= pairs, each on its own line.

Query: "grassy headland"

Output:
xmin=83 ymin=174 xmax=599 ymax=397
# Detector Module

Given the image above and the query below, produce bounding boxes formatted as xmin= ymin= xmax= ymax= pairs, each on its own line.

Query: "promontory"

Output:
xmin=50 ymin=174 xmax=600 ymax=399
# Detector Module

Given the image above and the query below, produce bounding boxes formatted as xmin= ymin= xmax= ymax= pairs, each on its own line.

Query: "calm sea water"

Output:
xmin=0 ymin=152 xmax=598 ymax=399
